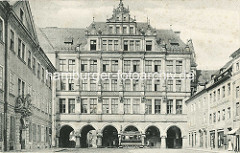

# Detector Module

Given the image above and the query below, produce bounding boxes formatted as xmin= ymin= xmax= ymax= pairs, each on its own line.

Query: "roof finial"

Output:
xmin=93 ymin=16 xmax=95 ymax=23
xmin=119 ymin=0 xmax=124 ymax=7
xmin=147 ymin=16 xmax=149 ymax=25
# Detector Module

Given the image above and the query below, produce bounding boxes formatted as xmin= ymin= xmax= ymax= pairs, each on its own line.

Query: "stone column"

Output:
xmin=182 ymin=136 xmax=188 ymax=148
xmin=118 ymin=134 xmax=122 ymax=148
xmin=97 ymin=132 xmax=103 ymax=148
xmin=141 ymin=133 xmax=146 ymax=147
xmin=75 ymin=134 xmax=81 ymax=148
xmin=161 ymin=136 xmax=166 ymax=149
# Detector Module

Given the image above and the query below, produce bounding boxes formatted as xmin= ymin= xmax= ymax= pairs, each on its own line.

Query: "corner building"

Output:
xmin=0 ymin=1 xmax=56 ymax=151
xmin=39 ymin=0 xmax=196 ymax=148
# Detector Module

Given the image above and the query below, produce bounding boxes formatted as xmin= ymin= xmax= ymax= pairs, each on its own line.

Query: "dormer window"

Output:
xmin=20 ymin=9 xmax=24 ymax=22
xmin=90 ymin=40 xmax=96 ymax=51
xmin=146 ymin=41 xmax=152 ymax=51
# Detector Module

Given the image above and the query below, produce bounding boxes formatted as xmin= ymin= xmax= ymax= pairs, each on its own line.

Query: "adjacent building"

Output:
xmin=0 ymin=1 xmax=55 ymax=151
xmin=39 ymin=0 xmax=197 ymax=148
xmin=186 ymin=48 xmax=240 ymax=152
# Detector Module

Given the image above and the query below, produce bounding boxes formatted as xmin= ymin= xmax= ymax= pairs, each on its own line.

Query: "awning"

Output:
xmin=227 ymin=128 xmax=240 ymax=135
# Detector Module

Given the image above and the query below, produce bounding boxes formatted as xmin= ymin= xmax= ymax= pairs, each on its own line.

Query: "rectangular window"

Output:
xmin=133 ymin=99 xmax=140 ymax=114
xmin=167 ymin=99 xmax=173 ymax=114
xmin=81 ymin=60 xmax=88 ymax=72
xmin=116 ymin=27 xmax=120 ymax=34
xmin=124 ymin=40 xmax=128 ymax=51
xmin=217 ymin=89 xmax=220 ymax=100
xmin=22 ymin=43 xmax=25 ymax=61
xmin=130 ymin=27 xmax=134 ymax=34
xmin=18 ymin=38 xmax=21 ymax=57
xmin=236 ymin=86 xmax=239 ymax=98
xmin=59 ymin=99 xmax=66 ymax=113
xmin=59 ymin=59 xmax=66 ymax=71
xmin=90 ymin=79 xmax=96 ymax=91
xmin=90 ymin=40 xmax=96 ymax=51
xmin=123 ymin=27 xmax=127 ymax=34
xmin=0 ymin=66 xmax=3 ymax=90
xmin=213 ymin=91 xmax=216 ymax=102
xmin=146 ymin=41 xmax=152 ymax=51
xmin=236 ymin=62 xmax=239 ymax=71
xmin=111 ymin=60 xmax=118 ymax=72
xmin=68 ymin=79 xmax=74 ymax=91
xmin=213 ymin=112 xmax=216 ymax=122
xmin=102 ymin=99 xmax=109 ymax=114
xmin=103 ymin=60 xmax=110 ymax=72
xmin=20 ymin=9 xmax=24 ymax=22
xmin=21 ymin=81 xmax=25 ymax=97
xmin=102 ymin=40 xmax=107 ymax=51
xmin=176 ymin=99 xmax=183 ymax=114
xmin=130 ymin=40 xmax=134 ymax=51
xmin=228 ymin=83 xmax=231 ymax=95
xmin=42 ymin=68 xmax=45 ymax=82
xmin=68 ymin=59 xmax=76 ymax=72
xmin=155 ymin=99 xmax=161 ymax=114
xmin=227 ymin=107 xmax=231 ymax=119
xmin=209 ymin=114 xmax=212 ymax=124
xmin=111 ymin=79 xmax=117 ymax=91
xmin=133 ymin=60 xmax=140 ymax=72
xmin=68 ymin=99 xmax=75 ymax=113
xmin=154 ymin=60 xmax=161 ymax=72
xmin=222 ymin=86 xmax=225 ymax=98
xmin=37 ymin=63 xmax=41 ymax=78
xmin=10 ymin=30 xmax=14 ymax=51
xmin=60 ymin=77 xmax=66 ymax=90
xmin=124 ymin=98 xmax=131 ymax=114
xmin=176 ymin=80 xmax=182 ymax=92
xmin=109 ymin=26 xmax=113 ymax=34
xmin=154 ymin=80 xmax=160 ymax=91
xmin=218 ymin=111 xmax=221 ymax=122
xmin=32 ymin=57 xmax=36 ymax=74
xmin=90 ymin=98 xmax=97 ymax=114
xmin=18 ymin=78 xmax=21 ymax=96
xmin=124 ymin=79 xmax=131 ymax=91
xmin=124 ymin=60 xmax=131 ymax=72
xmin=81 ymin=99 xmax=88 ymax=113
xmin=133 ymin=80 xmax=139 ymax=91
xmin=167 ymin=80 xmax=173 ymax=92
xmin=222 ymin=109 xmax=225 ymax=120
xmin=236 ymin=102 xmax=239 ymax=116
xmin=136 ymin=40 xmax=140 ymax=51
xmin=176 ymin=60 xmax=183 ymax=73
xmin=28 ymin=51 xmax=32 ymax=68
xmin=145 ymin=60 xmax=152 ymax=73
xmin=114 ymin=40 xmax=118 ymax=50
xmin=82 ymin=79 xmax=88 ymax=90
xmin=102 ymin=79 xmax=109 ymax=91
xmin=111 ymin=98 xmax=118 ymax=114
xmin=166 ymin=60 xmax=173 ymax=73
xmin=90 ymin=60 xmax=97 ymax=72
xmin=146 ymin=80 xmax=152 ymax=91
xmin=145 ymin=99 xmax=152 ymax=114
xmin=108 ymin=40 xmax=113 ymax=51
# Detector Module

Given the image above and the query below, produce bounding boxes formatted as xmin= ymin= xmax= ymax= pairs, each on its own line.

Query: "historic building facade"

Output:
xmin=186 ymin=48 xmax=240 ymax=152
xmin=39 ymin=0 xmax=197 ymax=149
xmin=0 ymin=1 xmax=56 ymax=152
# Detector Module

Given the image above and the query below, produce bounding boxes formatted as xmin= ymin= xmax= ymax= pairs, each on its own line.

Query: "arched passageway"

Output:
xmin=80 ymin=125 xmax=96 ymax=148
xmin=166 ymin=126 xmax=182 ymax=148
xmin=145 ymin=126 xmax=161 ymax=147
xmin=102 ymin=125 xmax=118 ymax=147
xmin=59 ymin=125 xmax=75 ymax=148
xmin=124 ymin=126 xmax=138 ymax=132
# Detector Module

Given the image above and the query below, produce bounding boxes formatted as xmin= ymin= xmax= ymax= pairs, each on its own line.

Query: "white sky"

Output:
xmin=29 ymin=0 xmax=240 ymax=70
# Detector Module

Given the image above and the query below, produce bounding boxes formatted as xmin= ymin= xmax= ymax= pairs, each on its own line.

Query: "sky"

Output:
xmin=29 ymin=0 xmax=240 ymax=70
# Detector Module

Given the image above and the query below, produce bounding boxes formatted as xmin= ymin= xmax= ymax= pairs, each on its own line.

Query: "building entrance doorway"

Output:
xmin=166 ymin=126 xmax=182 ymax=148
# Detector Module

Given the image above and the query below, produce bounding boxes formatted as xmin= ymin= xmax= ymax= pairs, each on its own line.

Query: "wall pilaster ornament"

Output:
xmin=141 ymin=96 xmax=146 ymax=103
xmin=15 ymin=94 xmax=32 ymax=129
xmin=98 ymin=96 xmax=102 ymax=103
xmin=119 ymin=96 xmax=123 ymax=103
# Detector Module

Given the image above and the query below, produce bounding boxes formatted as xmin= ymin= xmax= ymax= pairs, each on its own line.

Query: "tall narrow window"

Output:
xmin=145 ymin=60 xmax=152 ymax=73
xmin=90 ymin=98 xmax=97 ymax=114
xmin=176 ymin=80 xmax=182 ymax=92
xmin=124 ymin=98 xmax=131 ymax=114
xmin=124 ymin=40 xmax=128 ymax=51
xmin=102 ymin=40 xmax=107 ymax=50
xmin=133 ymin=60 xmax=140 ymax=72
xmin=167 ymin=99 xmax=173 ymax=114
xmin=22 ymin=43 xmax=25 ymax=61
xmin=111 ymin=99 xmax=118 ymax=114
xmin=116 ymin=27 xmax=120 ymax=34
xmin=155 ymin=99 xmax=161 ymax=114
xmin=90 ymin=40 xmax=96 ymax=51
xmin=102 ymin=99 xmax=109 ymax=114
xmin=227 ymin=107 xmax=231 ymax=119
xmin=130 ymin=40 xmax=134 ymax=51
xmin=10 ymin=30 xmax=14 ymax=51
xmin=111 ymin=60 xmax=118 ymax=72
xmin=222 ymin=86 xmax=225 ymax=98
xmin=236 ymin=86 xmax=239 ymax=98
xmin=154 ymin=80 xmax=160 ymax=91
xmin=124 ymin=79 xmax=131 ymax=91
xmin=111 ymin=79 xmax=117 ymax=91
xmin=133 ymin=99 xmax=140 ymax=114
xmin=102 ymin=79 xmax=109 ymax=91
xmin=136 ymin=40 xmax=140 ymax=51
xmin=68 ymin=79 xmax=74 ymax=91
xmin=114 ymin=40 xmax=119 ymax=50
xmin=18 ymin=79 xmax=21 ymax=96
xmin=59 ymin=99 xmax=66 ymax=113
xmin=146 ymin=41 xmax=152 ymax=51
xmin=81 ymin=60 xmax=88 ymax=72
xmin=236 ymin=102 xmax=240 ymax=116
xmin=68 ymin=99 xmax=75 ymax=113
xmin=176 ymin=60 xmax=183 ymax=73
xmin=213 ymin=112 xmax=216 ymax=122
xmin=32 ymin=57 xmax=36 ymax=74
xmin=0 ymin=19 xmax=3 ymax=41
xmin=166 ymin=60 xmax=173 ymax=73
xmin=20 ymin=9 xmax=24 ymax=22
xmin=82 ymin=79 xmax=88 ymax=90
xmin=68 ymin=59 xmax=76 ymax=72
xmin=222 ymin=109 xmax=225 ymax=120
xmin=90 ymin=60 xmax=97 ymax=72
xmin=123 ymin=27 xmax=127 ymax=34
xmin=108 ymin=40 xmax=113 ymax=51
xmin=154 ymin=60 xmax=161 ymax=72
xmin=42 ymin=68 xmax=45 ymax=82
xmin=90 ymin=79 xmax=96 ymax=91
xmin=176 ymin=99 xmax=183 ymax=114
xmin=217 ymin=89 xmax=220 ymax=100
xmin=146 ymin=80 xmax=152 ymax=91
xmin=145 ymin=99 xmax=152 ymax=114
xmin=130 ymin=27 xmax=134 ymax=34
xmin=18 ymin=38 xmax=21 ymax=57
xmin=81 ymin=99 xmax=88 ymax=113
xmin=28 ymin=51 xmax=32 ymax=67
xmin=60 ymin=77 xmax=66 ymax=90
xmin=59 ymin=59 xmax=66 ymax=71
xmin=167 ymin=80 xmax=173 ymax=91
xmin=133 ymin=80 xmax=139 ymax=91
xmin=124 ymin=60 xmax=131 ymax=72
xmin=9 ymin=116 xmax=15 ymax=142
xmin=103 ymin=60 xmax=110 ymax=72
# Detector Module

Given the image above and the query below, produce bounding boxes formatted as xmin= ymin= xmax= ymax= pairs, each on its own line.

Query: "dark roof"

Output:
xmin=196 ymin=70 xmax=217 ymax=84
xmin=40 ymin=27 xmax=86 ymax=51
xmin=230 ymin=48 xmax=240 ymax=58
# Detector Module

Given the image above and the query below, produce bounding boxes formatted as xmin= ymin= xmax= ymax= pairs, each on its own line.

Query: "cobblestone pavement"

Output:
xmin=7 ymin=148 xmax=231 ymax=153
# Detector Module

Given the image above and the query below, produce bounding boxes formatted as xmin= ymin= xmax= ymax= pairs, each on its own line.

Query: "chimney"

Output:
xmin=174 ymin=31 xmax=180 ymax=38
